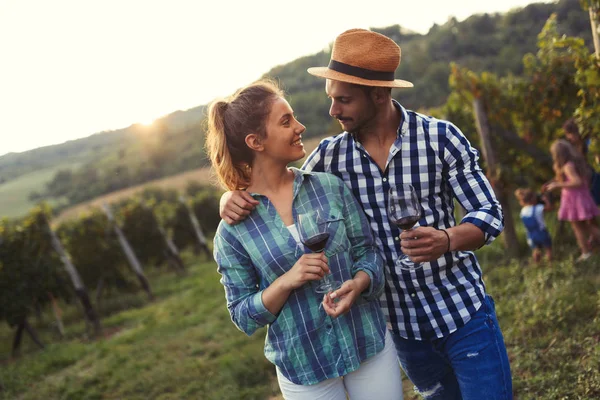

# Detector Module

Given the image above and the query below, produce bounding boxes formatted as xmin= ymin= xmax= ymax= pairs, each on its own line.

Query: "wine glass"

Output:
xmin=388 ymin=184 xmax=423 ymax=270
xmin=297 ymin=210 xmax=342 ymax=294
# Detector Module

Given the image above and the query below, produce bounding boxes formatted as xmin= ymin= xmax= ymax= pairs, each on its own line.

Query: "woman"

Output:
xmin=205 ymin=79 xmax=402 ymax=399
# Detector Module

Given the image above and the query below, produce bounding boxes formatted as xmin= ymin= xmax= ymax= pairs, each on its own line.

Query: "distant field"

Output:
xmin=0 ymin=164 xmax=76 ymax=219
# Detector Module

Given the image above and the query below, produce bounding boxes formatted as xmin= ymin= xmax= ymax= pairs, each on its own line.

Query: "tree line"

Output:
xmin=0 ymin=0 xmax=591 ymax=216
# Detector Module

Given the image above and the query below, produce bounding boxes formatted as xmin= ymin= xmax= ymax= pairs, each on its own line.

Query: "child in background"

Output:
xmin=544 ymin=139 xmax=600 ymax=262
xmin=562 ymin=118 xmax=600 ymax=205
xmin=515 ymin=188 xmax=553 ymax=264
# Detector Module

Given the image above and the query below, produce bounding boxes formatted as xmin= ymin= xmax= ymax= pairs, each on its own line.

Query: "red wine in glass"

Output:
xmin=388 ymin=184 xmax=423 ymax=270
xmin=394 ymin=215 xmax=421 ymax=231
xmin=303 ymin=233 xmax=330 ymax=253
xmin=297 ymin=211 xmax=342 ymax=294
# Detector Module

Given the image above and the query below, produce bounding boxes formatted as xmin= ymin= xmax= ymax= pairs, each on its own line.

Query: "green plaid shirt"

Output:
xmin=214 ymin=168 xmax=386 ymax=385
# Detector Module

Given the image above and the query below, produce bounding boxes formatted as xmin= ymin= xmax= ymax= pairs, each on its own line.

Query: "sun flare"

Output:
xmin=139 ymin=118 xmax=155 ymax=126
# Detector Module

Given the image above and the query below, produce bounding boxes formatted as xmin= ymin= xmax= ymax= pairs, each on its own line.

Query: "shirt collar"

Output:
xmin=393 ymin=99 xmax=410 ymax=138
xmin=248 ymin=167 xmax=313 ymax=199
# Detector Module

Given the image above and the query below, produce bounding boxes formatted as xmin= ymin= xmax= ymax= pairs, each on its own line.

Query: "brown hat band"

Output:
xmin=328 ymin=60 xmax=395 ymax=82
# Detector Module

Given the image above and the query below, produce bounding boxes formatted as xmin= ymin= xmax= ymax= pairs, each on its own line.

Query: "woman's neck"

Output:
xmin=247 ymin=159 xmax=294 ymax=195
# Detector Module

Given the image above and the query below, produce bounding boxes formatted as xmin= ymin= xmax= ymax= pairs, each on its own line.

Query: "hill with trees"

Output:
xmin=0 ymin=0 xmax=591 ymax=217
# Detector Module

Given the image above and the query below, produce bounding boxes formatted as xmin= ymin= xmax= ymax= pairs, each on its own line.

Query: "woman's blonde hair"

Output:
xmin=205 ymin=79 xmax=284 ymax=190
xmin=549 ymin=139 xmax=590 ymax=182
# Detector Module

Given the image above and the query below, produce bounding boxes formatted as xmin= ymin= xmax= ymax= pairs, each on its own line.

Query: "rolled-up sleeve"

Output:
xmin=337 ymin=177 xmax=384 ymax=301
xmin=213 ymin=226 xmax=277 ymax=336
xmin=443 ymin=123 xmax=504 ymax=244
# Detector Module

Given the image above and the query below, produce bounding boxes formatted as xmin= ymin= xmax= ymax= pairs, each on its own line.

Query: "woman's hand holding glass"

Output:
xmin=321 ymin=271 xmax=371 ymax=318
xmin=280 ymin=253 xmax=330 ymax=291
xmin=297 ymin=210 xmax=342 ymax=294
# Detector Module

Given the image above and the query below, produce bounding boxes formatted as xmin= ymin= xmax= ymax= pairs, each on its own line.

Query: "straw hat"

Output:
xmin=308 ymin=29 xmax=413 ymax=88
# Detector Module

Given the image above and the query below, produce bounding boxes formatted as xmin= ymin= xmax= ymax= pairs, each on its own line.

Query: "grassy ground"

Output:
xmin=1 ymin=215 xmax=599 ymax=399
xmin=0 ymin=252 xmax=281 ymax=400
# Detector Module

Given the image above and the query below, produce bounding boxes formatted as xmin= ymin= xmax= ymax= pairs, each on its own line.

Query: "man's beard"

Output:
xmin=340 ymin=105 xmax=376 ymax=137
xmin=340 ymin=117 xmax=368 ymax=137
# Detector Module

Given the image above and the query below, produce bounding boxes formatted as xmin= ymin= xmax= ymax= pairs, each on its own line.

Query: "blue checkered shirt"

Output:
xmin=213 ymin=168 xmax=386 ymax=385
xmin=302 ymin=101 xmax=504 ymax=340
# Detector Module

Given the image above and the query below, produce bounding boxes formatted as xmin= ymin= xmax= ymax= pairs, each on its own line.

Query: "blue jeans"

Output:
xmin=389 ymin=295 xmax=512 ymax=399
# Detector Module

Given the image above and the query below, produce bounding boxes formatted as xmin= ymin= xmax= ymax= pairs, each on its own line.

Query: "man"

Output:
xmin=219 ymin=29 xmax=512 ymax=399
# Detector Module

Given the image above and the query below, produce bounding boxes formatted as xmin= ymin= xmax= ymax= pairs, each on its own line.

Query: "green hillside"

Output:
xmin=0 ymin=0 xmax=591 ymax=218
xmin=0 ymin=163 xmax=76 ymax=218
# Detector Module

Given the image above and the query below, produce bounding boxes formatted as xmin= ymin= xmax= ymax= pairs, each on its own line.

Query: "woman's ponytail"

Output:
xmin=206 ymin=100 xmax=248 ymax=190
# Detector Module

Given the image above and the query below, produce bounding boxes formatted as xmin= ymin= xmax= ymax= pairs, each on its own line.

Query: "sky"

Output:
xmin=0 ymin=0 xmax=549 ymax=156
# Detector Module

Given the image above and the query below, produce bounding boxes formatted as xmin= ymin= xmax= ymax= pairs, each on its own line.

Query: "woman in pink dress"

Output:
xmin=544 ymin=139 xmax=600 ymax=262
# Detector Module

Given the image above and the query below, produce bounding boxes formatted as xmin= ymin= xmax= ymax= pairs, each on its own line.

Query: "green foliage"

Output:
xmin=1 ymin=239 xmax=598 ymax=399
xmin=57 ymin=210 xmax=134 ymax=294
xmin=1 ymin=0 xmax=591 ymax=219
xmin=445 ymin=12 xmax=594 ymax=193
xmin=0 ymin=259 xmax=279 ymax=400
xmin=119 ymin=200 xmax=169 ymax=267
xmin=170 ymin=202 xmax=199 ymax=252
xmin=190 ymin=190 xmax=222 ymax=237
xmin=519 ymin=14 xmax=586 ymax=142
xmin=574 ymin=52 xmax=600 ymax=169
xmin=0 ymin=184 xmax=221 ymax=334
xmin=0 ymin=205 xmax=70 ymax=327
xmin=580 ymin=0 xmax=600 ymax=10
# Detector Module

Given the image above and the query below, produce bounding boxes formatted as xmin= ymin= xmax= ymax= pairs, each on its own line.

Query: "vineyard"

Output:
xmin=1 ymin=4 xmax=600 ymax=399
xmin=0 ymin=213 xmax=598 ymax=399
xmin=0 ymin=183 xmax=221 ymax=353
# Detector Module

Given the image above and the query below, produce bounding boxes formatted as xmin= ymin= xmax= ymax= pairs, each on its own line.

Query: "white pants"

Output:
xmin=276 ymin=330 xmax=403 ymax=400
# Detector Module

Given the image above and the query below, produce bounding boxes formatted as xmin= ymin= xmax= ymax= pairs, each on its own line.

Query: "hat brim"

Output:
xmin=307 ymin=67 xmax=413 ymax=88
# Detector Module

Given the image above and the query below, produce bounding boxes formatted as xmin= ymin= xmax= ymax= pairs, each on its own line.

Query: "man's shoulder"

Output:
xmin=304 ymin=133 xmax=354 ymax=171
xmin=405 ymin=108 xmax=453 ymax=131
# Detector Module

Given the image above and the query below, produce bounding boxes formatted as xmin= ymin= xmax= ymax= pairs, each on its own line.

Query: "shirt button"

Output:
xmin=411 ymin=293 xmax=416 ymax=298
xmin=395 ymin=236 xmax=400 ymax=241
xmin=383 ymin=178 xmax=387 ymax=182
